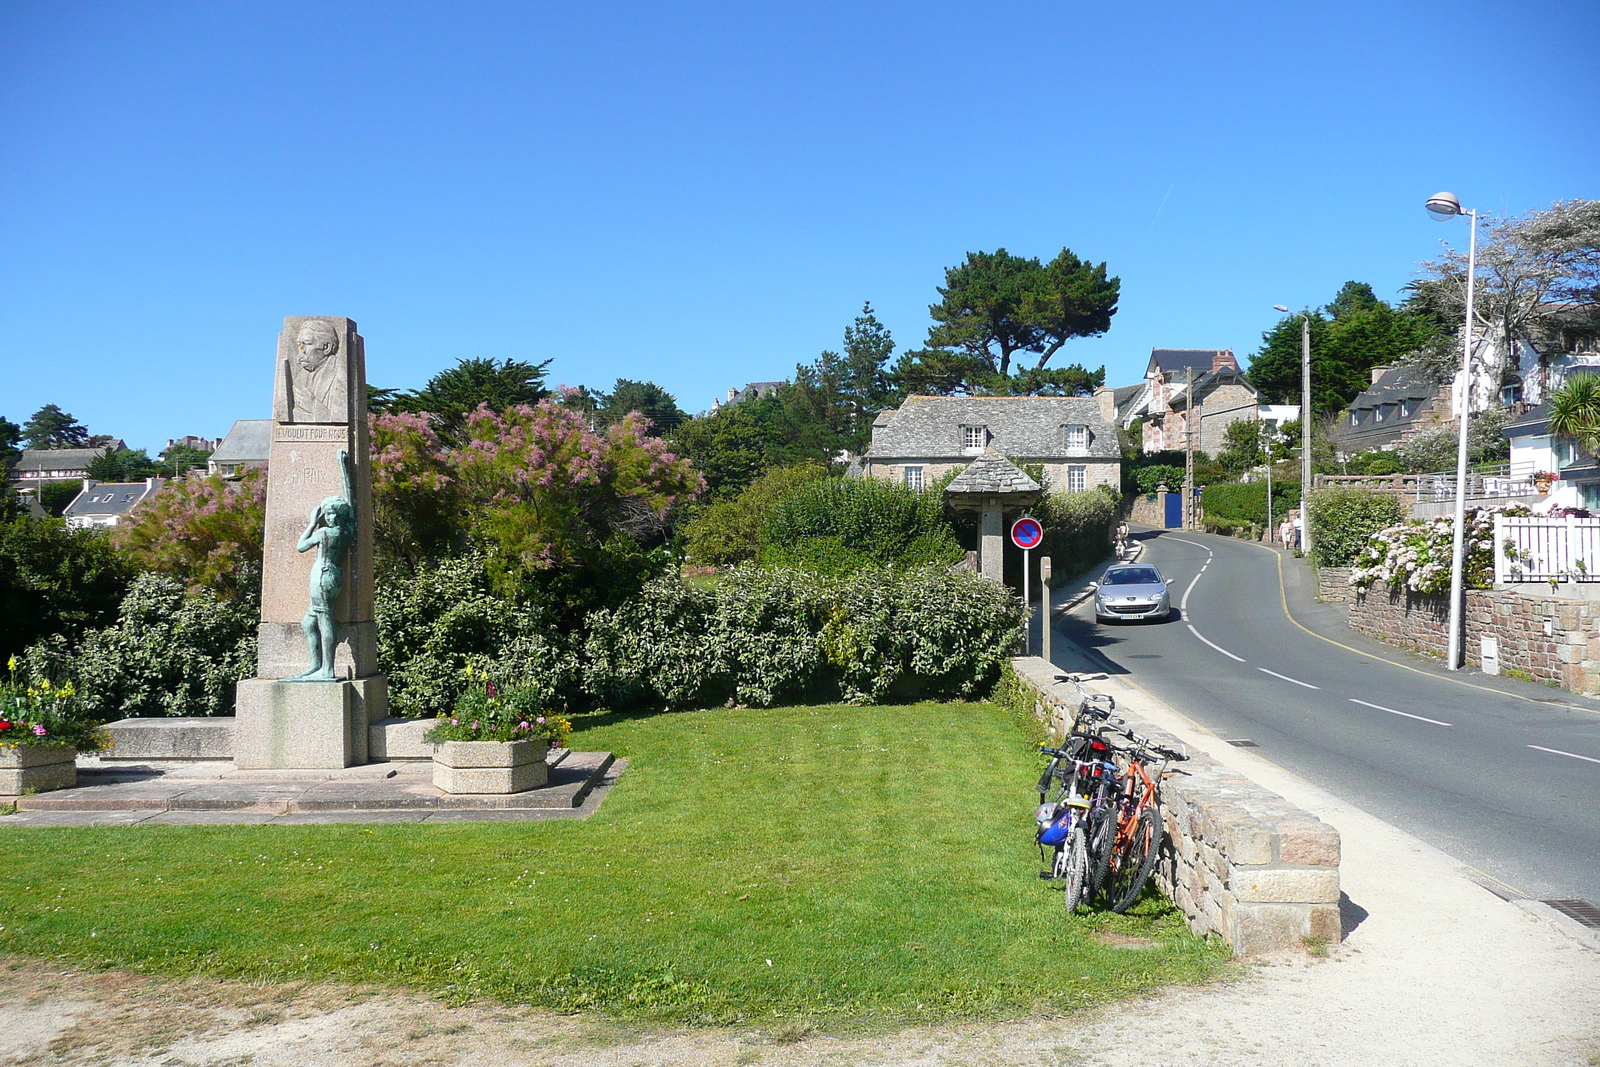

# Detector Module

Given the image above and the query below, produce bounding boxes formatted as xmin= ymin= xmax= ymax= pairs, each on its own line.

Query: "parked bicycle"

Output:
xmin=1033 ymin=678 xmax=1189 ymax=913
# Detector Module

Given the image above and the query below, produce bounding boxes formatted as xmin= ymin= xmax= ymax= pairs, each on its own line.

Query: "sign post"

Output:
xmin=1010 ymin=516 xmax=1045 ymax=656
xmin=1039 ymin=555 xmax=1052 ymax=665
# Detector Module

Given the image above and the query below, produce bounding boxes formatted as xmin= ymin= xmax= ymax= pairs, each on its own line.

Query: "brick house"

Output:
xmin=1131 ymin=349 xmax=1258 ymax=454
xmin=858 ymin=395 xmax=1120 ymax=493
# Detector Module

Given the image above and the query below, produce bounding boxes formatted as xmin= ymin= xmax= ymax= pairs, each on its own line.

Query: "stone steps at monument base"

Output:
xmin=11 ymin=751 xmax=615 ymax=815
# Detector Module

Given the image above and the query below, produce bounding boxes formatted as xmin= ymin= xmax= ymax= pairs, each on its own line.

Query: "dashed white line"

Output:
xmin=1187 ymin=624 xmax=1245 ymax=662
xmin=1258 ymin=667 xmax=1319 ymax=689
xmin=1527 ymin=744 xmax=1600 ymax=765
xmin=1350 ymin=698 xmax=1452 ymax=727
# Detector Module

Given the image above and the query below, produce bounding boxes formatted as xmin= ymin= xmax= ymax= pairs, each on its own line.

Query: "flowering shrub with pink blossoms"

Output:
xmin=113 ymin=468 xmax=266 ymax=599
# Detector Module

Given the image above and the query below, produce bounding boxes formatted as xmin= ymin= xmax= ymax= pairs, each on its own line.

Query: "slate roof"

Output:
xmin=1147 ymin=349 xmax=1231 ymax=377
xmin=209 ymin=420 xmax=272 ymax=465
xmin=1111 ymin=383 xmax=1147 ymax=425
xmin=11 ymin=447 xmax=110 ymax=475
xmin=1166 ymin=365 xmax=1258 ymax=410
xmin=63 ymin=479 xmax=165 ymax=519
xmin=1331 ymin=366 xmax=1445 ymax=450
xmin=1505 ymin=401 xmax=1551 ymax=438
xmin=944 ymin=450 xmax=1042 ymax=496
xmin=866 ymin=395 xmax=1118 ymax=460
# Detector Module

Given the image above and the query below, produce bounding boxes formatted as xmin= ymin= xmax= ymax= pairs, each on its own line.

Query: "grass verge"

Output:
xmin=0 ymin=701 xmax=1227 ymax=1028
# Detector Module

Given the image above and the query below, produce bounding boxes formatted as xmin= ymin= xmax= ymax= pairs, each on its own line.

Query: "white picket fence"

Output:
xmin=1494 ymin=515 xmax=1600 ymax=583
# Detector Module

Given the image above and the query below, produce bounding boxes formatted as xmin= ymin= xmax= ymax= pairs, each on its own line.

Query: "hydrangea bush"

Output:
xmin=1349 ymin=507 xmax=1515 ymax=594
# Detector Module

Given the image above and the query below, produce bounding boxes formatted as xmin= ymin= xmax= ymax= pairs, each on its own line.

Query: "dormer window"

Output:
xmin=1064 ymin=425 xmax=1089 ymax=452
xmin=962 ymin=425 xmax=987 ymax=451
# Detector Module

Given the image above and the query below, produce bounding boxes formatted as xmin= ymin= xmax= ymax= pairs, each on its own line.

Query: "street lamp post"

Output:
xmin=1426 ymin=190 xmax=1480 ymax=671
xmin=1273 ymin=305 xmax=1313 ymax=556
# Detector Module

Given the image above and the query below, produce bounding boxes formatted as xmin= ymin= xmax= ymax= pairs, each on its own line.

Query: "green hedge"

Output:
xmin=759 ymin=475 xmax=962 ymax=574
xmin=584 ymin=565 xmax=1023 ymax=708
xmin=1202 ymin=481 xmax=1300 ymax=533
xmin=1306 ymin=487 xmax=1406 ymax=567
xmin=1033 ymin=485 xmax=1121 ymax=584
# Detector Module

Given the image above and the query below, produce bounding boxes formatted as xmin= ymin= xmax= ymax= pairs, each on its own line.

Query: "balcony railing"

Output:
xmin=1314 ymin=465 xmax=1543 ymax=502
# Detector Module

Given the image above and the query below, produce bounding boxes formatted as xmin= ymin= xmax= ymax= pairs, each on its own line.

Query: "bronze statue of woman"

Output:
xmin=285 ymin=449 xmax=355 ymax=682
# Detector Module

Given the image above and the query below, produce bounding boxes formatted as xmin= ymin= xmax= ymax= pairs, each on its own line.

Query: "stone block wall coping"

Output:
xmin=1009 ymin=657 xmax=1342 ymax=956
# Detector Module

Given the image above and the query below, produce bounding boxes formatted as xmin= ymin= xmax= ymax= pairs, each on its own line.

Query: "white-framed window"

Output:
xmin=1064 ymin=425 xmax=1089 ymax=452
xmin=1374 ymin=407 xmax=1385 ymax=422
xmin=963 ymin=425 xmax=986 ymax=450
xmin=1066 ymin=465 xmax=1086 ymax=492
xmin=904 ymin=466 xmax=924 ymax=491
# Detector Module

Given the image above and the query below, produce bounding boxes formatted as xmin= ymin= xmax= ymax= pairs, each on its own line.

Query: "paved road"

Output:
xmin=1052 ymin=527 xmax=1600 ymax=906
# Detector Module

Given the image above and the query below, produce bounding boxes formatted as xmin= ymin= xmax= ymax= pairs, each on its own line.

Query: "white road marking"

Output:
xmin=1527 ymin=744 xmax=1600 ymax=766
xmin=1187 ymin=624 xmax=1245 ymax=662
xmin=1258 ymin=667 xmax=1319 ymax=689
xmin=1166 ymin=537 xmax=1213 ymax=612
xmin=1349 ymin=698 xmax=1452 ymax=727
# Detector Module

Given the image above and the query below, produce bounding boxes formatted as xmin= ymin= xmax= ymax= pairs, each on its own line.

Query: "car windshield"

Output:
xmin=1104 ymin=567 xmax=1161 ymax=586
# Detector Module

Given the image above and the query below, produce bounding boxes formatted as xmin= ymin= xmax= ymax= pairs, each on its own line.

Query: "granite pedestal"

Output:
xmin=235 ymin=677 xmax=385 ymax=769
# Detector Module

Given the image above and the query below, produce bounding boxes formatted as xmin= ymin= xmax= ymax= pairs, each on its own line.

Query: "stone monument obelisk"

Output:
xmin=235 ymin=316 xmax=387 ymax=768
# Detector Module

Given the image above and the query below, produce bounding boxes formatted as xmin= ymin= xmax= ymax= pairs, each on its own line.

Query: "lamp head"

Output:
xmin=1426 ymin=191 xmax=1463 ymax=221
xmin=1273 ymin=305 xmax=1289 ymax=312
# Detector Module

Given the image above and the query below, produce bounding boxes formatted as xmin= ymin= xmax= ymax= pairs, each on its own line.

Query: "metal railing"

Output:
xmin=1494 ymin=514 xmax=1600 ymax=583
xmin=1315 ymin=464 xmax=1544 ymax=503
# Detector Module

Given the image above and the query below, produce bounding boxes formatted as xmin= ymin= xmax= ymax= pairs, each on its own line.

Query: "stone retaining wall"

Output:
xmin=1128 ymin=492 xmax=1166 ymax=527
xmin=1009 ymin=658 xmax=1342 ymax=955
xmin=1317 ymin=566 xmax=1353 ymax=603
xmin=1347 ymin=582 xmax=1600 ymax=692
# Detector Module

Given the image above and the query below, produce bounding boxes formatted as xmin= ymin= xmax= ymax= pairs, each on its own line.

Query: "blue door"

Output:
xmin=1164 ymin=492 xmax=1182 ymax=528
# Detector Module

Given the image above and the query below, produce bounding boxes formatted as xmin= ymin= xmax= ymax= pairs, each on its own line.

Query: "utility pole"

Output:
xmin=1185 ymin=365 xmax=1195 ymax=529
xmin=1263 ymin=421 xmax=1275 ymax=544
xmin=1300 ymin=316 xmax=1313 ymax=558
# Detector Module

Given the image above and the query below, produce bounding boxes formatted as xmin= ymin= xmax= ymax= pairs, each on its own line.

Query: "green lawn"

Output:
xmin=0 ymin=701 xmax=1227 ymax=1027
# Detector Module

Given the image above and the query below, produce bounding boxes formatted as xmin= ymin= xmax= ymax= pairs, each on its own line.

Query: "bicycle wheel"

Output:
xmin=1088 ymin=802 xmax=1122 ymax=903
xmin=1107 ymin=806 xmax=1161 ymax=914
xmin=1062 ymin=823 xmax=1090 ymax=911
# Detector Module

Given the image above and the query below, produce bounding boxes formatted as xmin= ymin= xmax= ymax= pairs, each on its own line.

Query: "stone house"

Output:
xmin=7 ymin=445 xmax=120 ymax=486
xmin=1328 ymin=365 xmax=1450 ymax=457
xmin=207 ymin=419 xmax=271 ymax=477
xmin=858 ymin=395 xmax=1120 ymax=493
xmin=62 ymin=477 xmax=165 ymax=529
xmin=1121 ymin=349 xmax=1257 ymax=454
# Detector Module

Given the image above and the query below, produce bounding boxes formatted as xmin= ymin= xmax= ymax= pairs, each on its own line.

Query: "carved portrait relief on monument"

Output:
xmin=276 ymin=318 xmax=351 ymax=424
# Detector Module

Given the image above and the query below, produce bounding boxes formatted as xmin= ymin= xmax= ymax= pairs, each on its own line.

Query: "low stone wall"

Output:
xmin=1009 ymin=658 xmax=1342 ymax=955
xmin=1317 ymin=566 xmax=1353 ymax=603
xmin=1128 ymin=492 xmax=1166 ymax=527
xmin=1348 ymin=582 xmax=1600 ymax=692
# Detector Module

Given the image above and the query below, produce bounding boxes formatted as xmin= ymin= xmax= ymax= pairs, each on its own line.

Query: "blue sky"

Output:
xmin=2 ymin=0 xmax=1595 ymax=453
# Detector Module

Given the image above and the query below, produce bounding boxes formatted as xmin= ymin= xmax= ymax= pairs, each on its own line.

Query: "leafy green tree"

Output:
xmin=37 ymin=482 xmax=82 ymax=517
xmin=0 ymin=416 xmax=20 ymax=469
xmin=1409 ymin=199 xmax=1600 ymax=388
xmin=925 ymin=247 xmax=1119 ymax=379
xmin=21 ymin=404 xmax=89 ymax=449
xmin=159 ymin=444 xmax=212 ymax=476
xmin=682 ymin=462 xmax=830 ymax=566
xmin=87 ymin=448 xmax=159 ymax=483
xmin=370 ymin=357 xmax=553 ymax=442
xmin=0 ymin=516 xmax=133 ymax=665
xmin=671 ymin=395 xmax=800 ymax=500
xmin=1247 ymin=282 xmax=1438 ymax=416
xmin=596 ymin=379 xmax=685 ymax=435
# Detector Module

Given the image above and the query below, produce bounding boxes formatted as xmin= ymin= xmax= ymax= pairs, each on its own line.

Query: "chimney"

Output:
xmin=727 ymin=387 xmax=738 ymax=402
xmin=1093 ymin=385 xmax=1116 ymax=425
xmin=1370 ymin=364 xmax=1392 ymax=385
xmin=1211 ymin=350 xmax=1237 ymax=372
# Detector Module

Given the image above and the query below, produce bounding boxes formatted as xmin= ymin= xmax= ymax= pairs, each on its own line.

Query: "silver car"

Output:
xmin=1092 ymin=564 xmax=1172 ymax=623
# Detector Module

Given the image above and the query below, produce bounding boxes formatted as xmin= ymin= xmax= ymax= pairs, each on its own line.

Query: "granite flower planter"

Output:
xmin=432 ymin=738 xmax=549 ymax=794
xmin=0 ymin=745 xmax=78 ymax=795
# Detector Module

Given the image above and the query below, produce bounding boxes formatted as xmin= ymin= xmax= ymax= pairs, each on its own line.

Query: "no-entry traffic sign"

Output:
xmin=1010 ymin=516 xmax=1044 ymax=550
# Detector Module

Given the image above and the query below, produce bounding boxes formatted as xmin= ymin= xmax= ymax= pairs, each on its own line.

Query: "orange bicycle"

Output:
xmin=1093 ymin=729 xmax=1188 ymax=913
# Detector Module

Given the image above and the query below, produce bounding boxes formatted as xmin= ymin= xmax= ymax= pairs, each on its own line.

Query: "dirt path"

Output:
xmin=5 ymin=944 xmax=1599 ymax=1067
